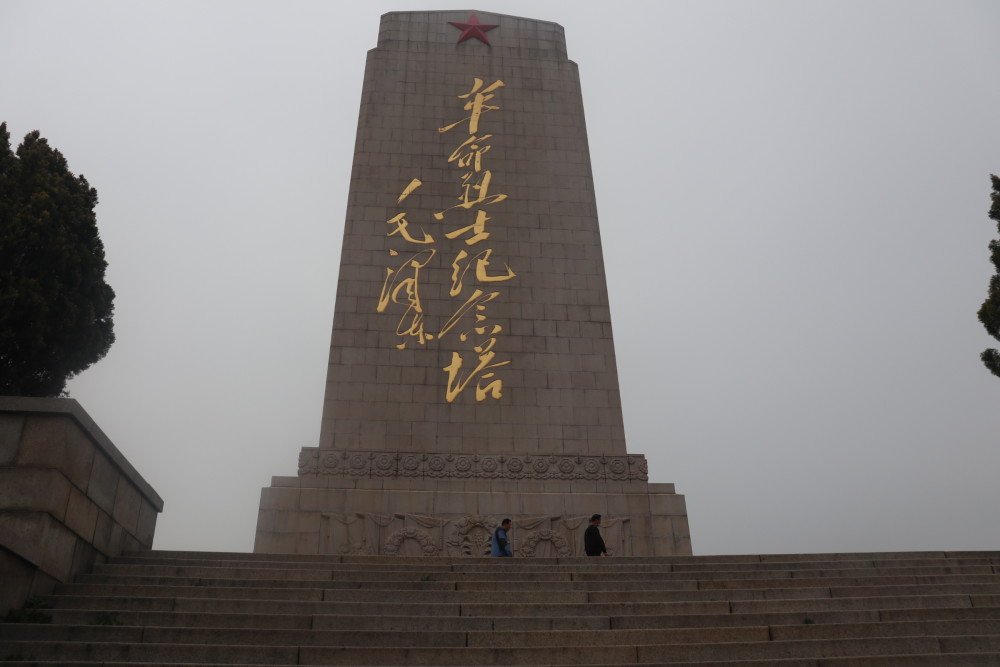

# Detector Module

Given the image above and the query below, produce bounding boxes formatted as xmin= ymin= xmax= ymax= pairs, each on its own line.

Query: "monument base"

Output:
xmin=254 ymin=449 xmax=691 ymax=557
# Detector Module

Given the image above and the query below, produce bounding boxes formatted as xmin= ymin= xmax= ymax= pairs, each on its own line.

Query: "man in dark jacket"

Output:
xmin=584 ymin=513 xmax=608 ymax=557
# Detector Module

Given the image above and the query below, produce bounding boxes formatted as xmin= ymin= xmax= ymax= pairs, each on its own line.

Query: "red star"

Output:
xmin=448 ymin=13 xmax=499 ymax=45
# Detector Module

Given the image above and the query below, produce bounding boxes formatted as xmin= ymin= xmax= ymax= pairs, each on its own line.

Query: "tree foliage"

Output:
xmin=978 ymin=174 xmax=1000 ymax=379
xmin=0 ymin=123 xmax=115 ymax=396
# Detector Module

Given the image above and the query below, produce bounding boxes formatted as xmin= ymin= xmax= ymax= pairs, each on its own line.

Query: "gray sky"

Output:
xmin=2 ymin=0 xmax=998 ymax=556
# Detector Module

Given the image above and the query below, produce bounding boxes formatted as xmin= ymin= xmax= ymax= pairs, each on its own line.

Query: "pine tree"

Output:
xmin=978 ymin=174 xmax=1000 ymax=378
xmin=0 ymin=123 xmax=115 ymax=396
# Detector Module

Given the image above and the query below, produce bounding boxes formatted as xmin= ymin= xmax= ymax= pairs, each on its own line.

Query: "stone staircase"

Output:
xmin=2 ymin=550 xmax=1000 ymax=665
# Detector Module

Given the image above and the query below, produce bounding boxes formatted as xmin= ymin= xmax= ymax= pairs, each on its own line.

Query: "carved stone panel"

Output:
xmin=445 ymin=515 xmax=495 ymax=557
xmin=299 ymin=448 xmax=648 ymax=482
xmin=318 ymin=511 xmax=631 ymax=557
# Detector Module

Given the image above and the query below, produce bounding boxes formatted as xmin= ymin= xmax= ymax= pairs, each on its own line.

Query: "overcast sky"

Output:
xmin=2 ymin=0 xmax=998 ymax=556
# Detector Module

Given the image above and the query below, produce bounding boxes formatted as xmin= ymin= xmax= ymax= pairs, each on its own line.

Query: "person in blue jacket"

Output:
xmin=491 ymin=518 xmax=513 ymax=557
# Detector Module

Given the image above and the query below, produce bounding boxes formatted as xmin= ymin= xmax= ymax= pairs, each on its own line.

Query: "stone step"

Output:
xmin=613 ymin=606 xmax=1000 ymax=629
xmin=109 ymin=556 xmax=472 ymax=573
xmin=2 ymin=635 xmax=999 ymax=664
xmin=645 ymin=658 xmax=1000 ymax=666
xmin=0 ymin=639 xmax=298 ymax=664
xmin=10 ymin=550 xmax=1000 ymax=666
xmin=110 ymin=553 xmax=1000 ymax=572
xmin=769 ymin=619 xmax=1000 ymax=641
xmin=74 ymin=574 xmax=700 ymax=593
xmin=136 ymin=548 xmax=1000 ymax=562
xmin=78 ymin=573 xmax=464 ymax=590
xmin=2 ymin=658 xmax=1000 ymax=667
xmin=17 ymin=619 xmax=1000 ymax=647
xmin=95 ymin=564 xmax=1000 ymax=587
xmin=727 ymin=594 xmax=992 ymax=615
xmin=41 ymin=604 xmax=1000 ymax=632
xmin=589 ymin=584 xmax=1000 ymax=602
xmin=88 ymin=564 xmax=1000 ymax=588
xmin=52 ymin=580 xmax=1000 ymax=606
xmin=537 ymin=564 xmax=1000 ymax=578
xmin=46 ymin=608 xmax=610 ymax=631
xmin=82 ymin=572 xmax=1000 ymax=589
xmin=1 ymin=622 xmax=790 ymax=647
xmin=132 ymin=548 xmax=1000 ymax=563
xmin=642 ymin=566 xmax=999 ymax=580
xmin=62 ymin=575 xmax=765 ymax=598
xmin=70 ymin=571 xmax=1000 ymax=594
xmin=45 ymin=592 xmax=996 ymax=617
xmin=696 ymin=574 xmax=1000 ymax=589
xmin=667 ymin=559 xmax=999 ymax=573
xmin=463 ymin=595 xmax=987 ymax=617
xmin=48 ymin=608 xmax=315 ymax=629
xmin=96 ymin=565 xmax=672 ymax=581
xmin=51 ymin=583 xmax=604 ymax=603
xmin=0 ymin=623 xmax=471 ymax=647
xmin=476 ymin=621 xmax=1000 ymax=647
xmin=50 ymin=595 xmax=468 ymax=615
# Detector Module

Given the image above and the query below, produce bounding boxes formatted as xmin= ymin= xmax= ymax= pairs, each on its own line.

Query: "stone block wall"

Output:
xmin=318 ymin=10 xmax=630 ymax=455
xmin=0 ymin=396 xmax=162 ymax=614
xmin=256 ymin=475 xmax=691 ymax=557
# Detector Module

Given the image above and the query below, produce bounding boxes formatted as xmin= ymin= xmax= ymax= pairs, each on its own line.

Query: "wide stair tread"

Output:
xmin=1 ymin=549 xmax=999 ymax=665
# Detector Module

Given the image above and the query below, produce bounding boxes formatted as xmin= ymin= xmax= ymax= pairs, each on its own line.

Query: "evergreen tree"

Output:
xmin=978 ymin=174 xmax=1000 ymax=378
xmin=0 ymin=123 xmax=115 ymax=396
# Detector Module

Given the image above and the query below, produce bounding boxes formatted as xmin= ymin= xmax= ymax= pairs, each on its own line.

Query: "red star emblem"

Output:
xmin=448 ymin=13 xmax=499 ymax=45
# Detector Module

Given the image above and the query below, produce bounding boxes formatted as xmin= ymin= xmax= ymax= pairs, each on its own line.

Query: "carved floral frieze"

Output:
xmin=320 ymin=512 xmax=629 ymax=558
xmin=383 ymin=527 xmax=439 ymax=556
xmin=298 ymin=448 xmax=648 ymax=482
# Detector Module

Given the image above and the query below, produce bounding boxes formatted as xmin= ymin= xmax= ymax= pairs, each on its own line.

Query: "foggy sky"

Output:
xmin=2 ymin=0 xmax=998 ymax=555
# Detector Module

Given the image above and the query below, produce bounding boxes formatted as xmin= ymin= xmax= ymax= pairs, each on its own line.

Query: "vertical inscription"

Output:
xmin=377 ymin=78 xmax=515 ymax=403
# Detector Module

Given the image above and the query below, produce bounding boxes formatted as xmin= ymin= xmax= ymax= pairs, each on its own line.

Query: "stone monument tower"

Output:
xmin=254 ymin=10 xmax=691 ymax=557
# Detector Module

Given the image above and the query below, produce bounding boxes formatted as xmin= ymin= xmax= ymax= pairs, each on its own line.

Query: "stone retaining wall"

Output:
xmin=0 ymin=396 xmax=162 ymax=614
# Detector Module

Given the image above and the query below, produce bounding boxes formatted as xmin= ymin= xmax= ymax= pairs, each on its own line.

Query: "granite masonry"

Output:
xmin=254 ymin=10 xmax=691 ymax=557
xmin=0 ymin=397 xmax=162 ymax=613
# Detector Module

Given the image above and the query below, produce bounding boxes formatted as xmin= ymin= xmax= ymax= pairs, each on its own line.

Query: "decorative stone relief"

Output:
xmin=299 ymin=449 xmax=319 ymax=475
xmin=518 ymin=529 xmax=571 ymax=558
xmin=337 ymin=542 xmax=374 ymax=556
xmin=445 ymin=515 xmax=496 ymax=557
xmin=299 ymin=448 xmax=648 ymax=482
xmin=383 ymin=527 xmax=439 ymax=556
xmin=320 ymin=512 xmax=631 ymax=557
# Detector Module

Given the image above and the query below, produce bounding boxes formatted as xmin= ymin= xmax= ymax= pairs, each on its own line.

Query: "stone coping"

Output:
xmin=0 ymin=396 xmax=163 ymax=511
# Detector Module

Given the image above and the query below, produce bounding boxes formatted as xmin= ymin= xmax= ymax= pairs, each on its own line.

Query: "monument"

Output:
xmin=254 ymin=10 xmax=691 ymax=557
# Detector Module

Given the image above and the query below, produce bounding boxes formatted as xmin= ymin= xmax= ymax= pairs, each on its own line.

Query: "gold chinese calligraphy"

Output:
xmin=377 ymin=78 xmax=515 ymax=403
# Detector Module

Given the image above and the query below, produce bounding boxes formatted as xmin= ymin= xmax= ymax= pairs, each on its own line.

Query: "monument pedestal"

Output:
xmin=254 ymin=448 xmax=690 ymax=557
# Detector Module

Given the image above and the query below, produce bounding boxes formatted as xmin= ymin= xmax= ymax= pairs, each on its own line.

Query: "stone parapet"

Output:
xmin=0 ymin=396 xmax=162 ymax=614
